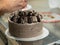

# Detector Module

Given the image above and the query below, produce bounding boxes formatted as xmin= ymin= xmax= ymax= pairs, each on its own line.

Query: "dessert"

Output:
xmin=9 ymin=10 xmax=43 ymax=38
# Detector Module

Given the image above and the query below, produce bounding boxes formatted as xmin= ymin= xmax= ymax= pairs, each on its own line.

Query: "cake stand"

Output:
xmin=5 ymin=27 xmax=49 ymax=45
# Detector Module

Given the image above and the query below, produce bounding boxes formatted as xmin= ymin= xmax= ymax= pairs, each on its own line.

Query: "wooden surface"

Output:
xmin=0 ymin=23 xmax=19 ymax=45
xmin=0 ymin=38 xmax=5 ymax=45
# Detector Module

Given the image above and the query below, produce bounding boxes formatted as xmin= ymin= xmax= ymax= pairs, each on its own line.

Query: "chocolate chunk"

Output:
xmin=17 ymin=17 xmax=21 ymax=23
xmin=10 ymin=10 xmax=42 ymax=24
xmin=24 ymin=17 xmax=27 ymax=23
xmin=10 ymin=16 xmax=14 ymax=21
xmin=18 ymin=11 xmax=23 ymax=16
xmin=27 ymin=16 xmax=33 ymax=23
xmin=21 ymin=18 xmax=25 ymax=24
xmin=32 ymin=16 xmax=37 ymax=23
xmin=27 ymin=11 xmax=33 ymax=23
xmin=36 ymin=15 xmax=41 ymax=22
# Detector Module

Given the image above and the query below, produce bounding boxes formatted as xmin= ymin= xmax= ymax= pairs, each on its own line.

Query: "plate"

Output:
xmin=40 ymin=12 xmax=60 ymax=23
xmin=5 ymin=27 xmax=49 ymax=41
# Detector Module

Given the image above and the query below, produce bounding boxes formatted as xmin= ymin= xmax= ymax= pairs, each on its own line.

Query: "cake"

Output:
xmin=9 ymin=10 xmax=43 ymax=38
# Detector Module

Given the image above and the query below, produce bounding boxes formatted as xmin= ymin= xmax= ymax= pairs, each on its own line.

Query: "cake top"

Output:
xmin=10 ymin=10 xmax=42 ymax=24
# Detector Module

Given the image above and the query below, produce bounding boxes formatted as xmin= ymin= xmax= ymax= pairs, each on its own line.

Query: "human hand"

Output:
xmin=0 ymin=0 xmax=27 ymax=13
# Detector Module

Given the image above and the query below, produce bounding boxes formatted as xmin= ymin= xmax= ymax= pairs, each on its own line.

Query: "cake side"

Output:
xmin=9 ymin=20 xmax=43 ymax=38
xmin=9 ymin=10 xmax=43 ymax=38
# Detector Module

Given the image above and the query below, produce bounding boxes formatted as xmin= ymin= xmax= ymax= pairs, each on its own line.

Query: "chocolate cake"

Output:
xmin=9 ymin=10 xmax=43 ymax=38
